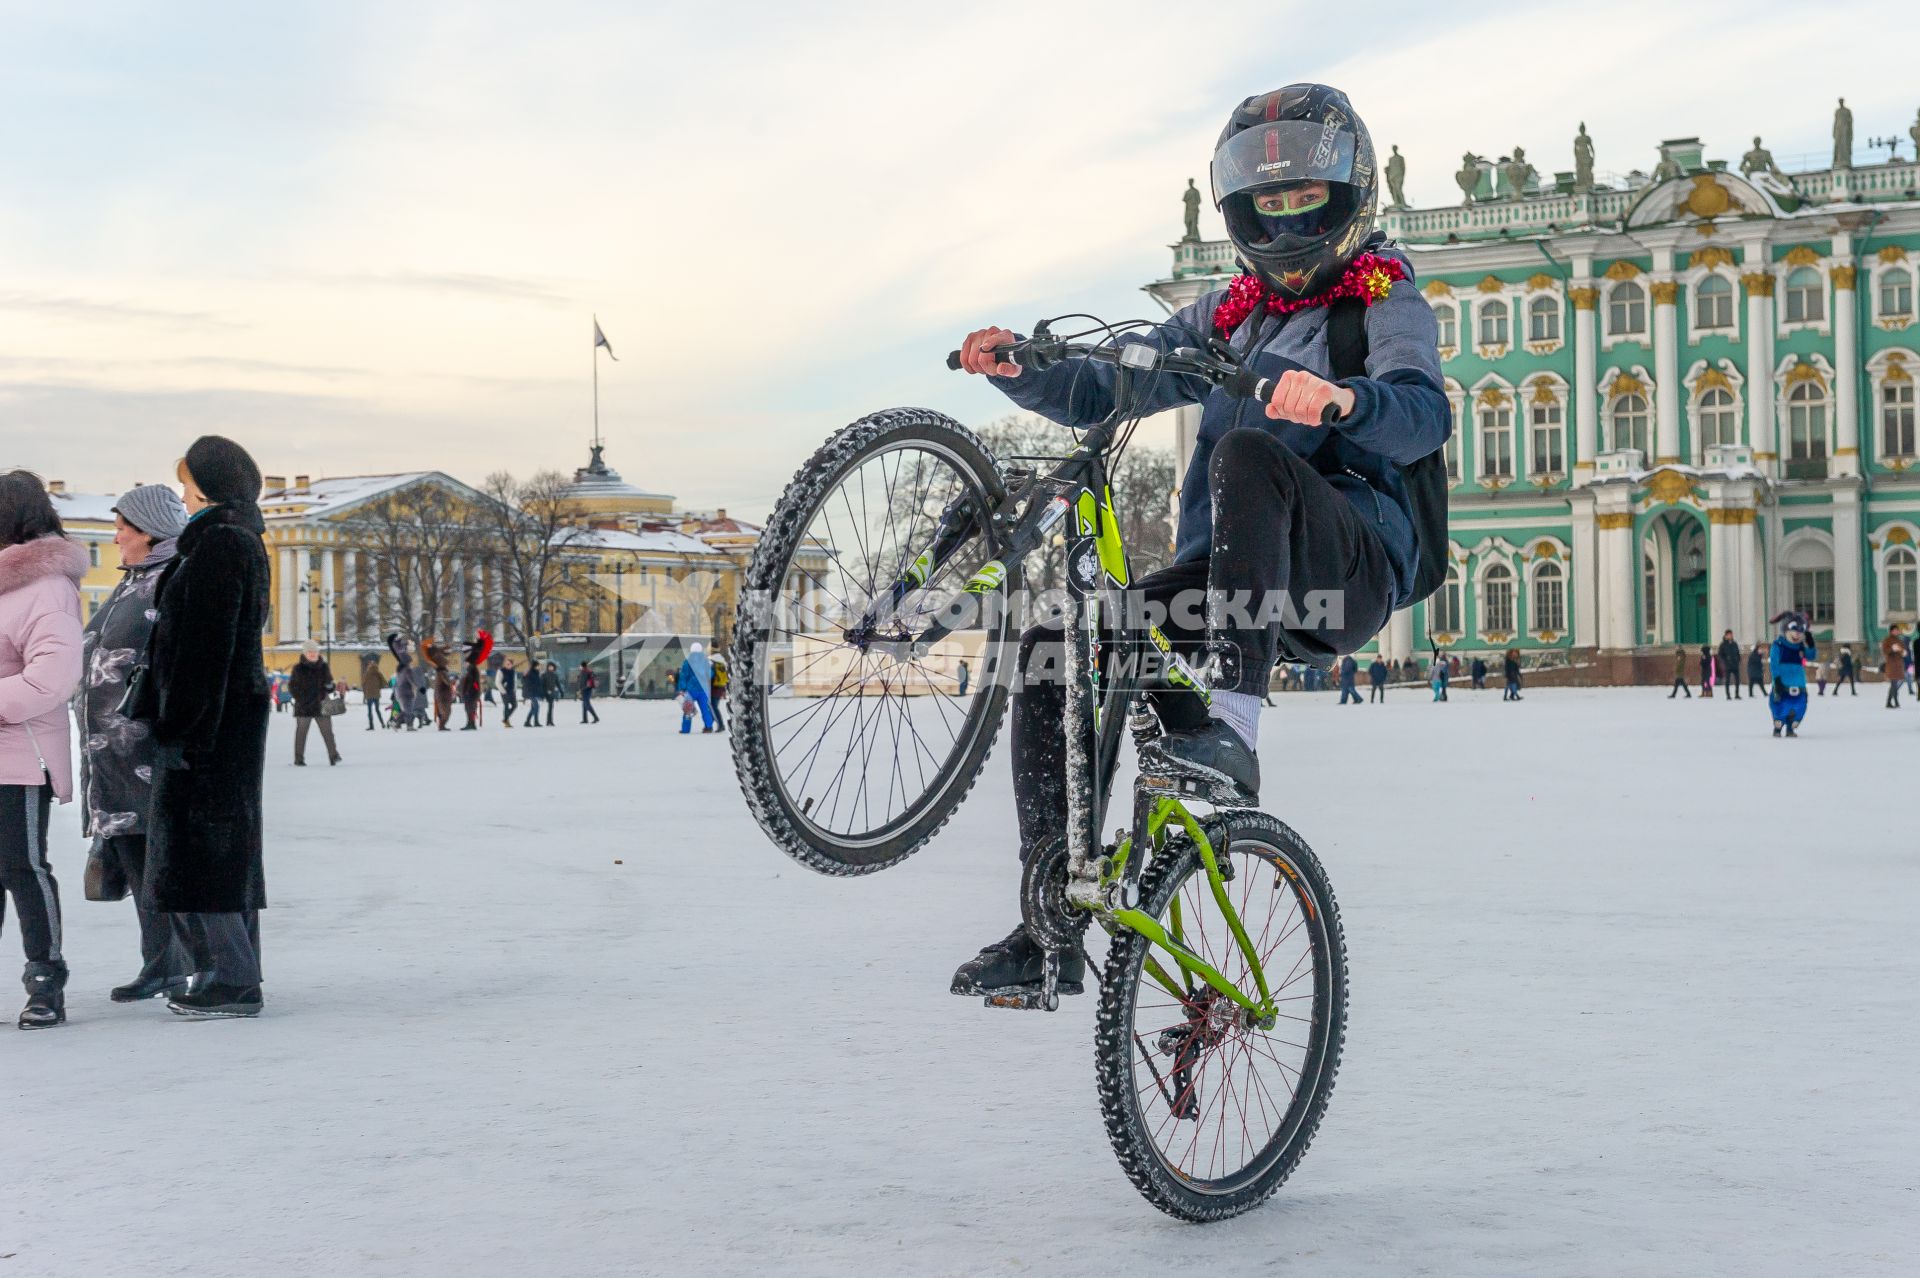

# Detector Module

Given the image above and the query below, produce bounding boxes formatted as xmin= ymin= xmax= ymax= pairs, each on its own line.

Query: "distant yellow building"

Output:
xmin=49 ymin=483 xmax=123 ymax=622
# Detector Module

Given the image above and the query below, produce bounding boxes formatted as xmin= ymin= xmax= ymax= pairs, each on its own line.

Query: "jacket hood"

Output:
xmin=0 ymin=535 xmax=89 ymax=597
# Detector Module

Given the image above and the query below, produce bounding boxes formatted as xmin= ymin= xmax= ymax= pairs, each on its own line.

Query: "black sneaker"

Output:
xmin=1140 ymin=718 xmax=1260 ymax=804
xmin=168 ymin=983 xmax=263 ymax=1019
xmin=111 ymin=973 xmax=191 ymax=1003
xmin=19 ymin=961 xmax=67 ymax=1030
xmin=950 ymin=924 xmax=1084 ymax=998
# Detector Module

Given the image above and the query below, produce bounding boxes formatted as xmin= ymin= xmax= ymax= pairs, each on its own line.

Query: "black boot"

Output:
xmin=950 ymin=924 xmax=1084 ymax=998
xmin=168 ymin=982 xmax=263 ymax=1019
xmin=1140 ymin=718 xmax=1260 ymax=803
xmin=19 ymin=960 xmax=67 ymax=1030
xmin=111 ymin=972 xmax=191 ymax=1003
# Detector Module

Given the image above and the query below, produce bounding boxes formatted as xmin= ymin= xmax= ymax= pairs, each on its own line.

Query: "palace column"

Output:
xmin=1651 ymin=277 xmax=1683 ymax=464
xmin=1595 ymin=510 xmax=1635 ymax=648
xmin=1832 ymin=485 xmax=1864 ymax=644
xmin=277 ymin=545 xmax=297 ymax=643
xmin=1831 ymin=262 xmax=1861 ymax=477
xmin=1707 ymin=509 xmax=1735 ymax=639
xmin=1742 ymin=268 xmax=1777 ymax=476
xmin=294 ymin=548 xmax=312 ymax=643
xmin=1738 ymin=513 xmax=1765 ymax=641
xmin=320 ymin=546 xmax=336 ymax=645
xmin=1570 ymin=497 xmax=1599 ymax=647
xmin=1570 ymin=284 xmax=1600 ymax=480
xmin=340 ymin=551 xmax=357 ymax=641
xmin=1383 ymin=607 xmax=1412 ymax=663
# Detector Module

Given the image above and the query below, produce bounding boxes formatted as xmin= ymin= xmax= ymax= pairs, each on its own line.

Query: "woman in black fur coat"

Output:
xmin=134 ymin=436 xmax=272 ymax=1019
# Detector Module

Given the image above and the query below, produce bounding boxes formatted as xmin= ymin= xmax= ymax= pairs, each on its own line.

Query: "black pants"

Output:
xmin=1834 ymin=668 xmax=1857 ymax=694
xmin=1369 ymin=682 xmax=1384 ymax=703
xmin=523 ymin=697 xmax=541 ymax=726
xmin=1008 ymin=430 xmax=1396 ymax=857
xmin=463 ymin=696 xmax=480 ymax=729
xmin=101 ymin=835 xmax=192 ymax=983
xmin=182 ymin=911 xmax=261 ymax=988
xmin=544 ymin=698 xmax=556 ymax=725
xmin=0 ymin=782 xmax=61 ymax=966
xmin=1888 ymin=678 xmax=1902 ymax=708
xmin=1669 ymin=677 xmax=1691 ymax=698
xmin=501 ymin=691 xmax=517 ymax=725
xmin=581 ymin=692 xmax=599 ymax=723
xmin=1748 ymin=674 xmax=1764 ymax=695
xmin=293 ymin=714 xmax=339 ymax=764
xmin=365 ymin=696 xmax=383 ymax=730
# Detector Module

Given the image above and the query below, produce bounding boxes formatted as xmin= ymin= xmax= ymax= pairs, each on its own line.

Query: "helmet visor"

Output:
xmin=1210 ymin=119 xmax=1361 ymax=205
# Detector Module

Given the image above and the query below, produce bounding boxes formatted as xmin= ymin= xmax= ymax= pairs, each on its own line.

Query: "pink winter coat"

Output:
xmin=0 ymin=536 xmax=88 ymax=802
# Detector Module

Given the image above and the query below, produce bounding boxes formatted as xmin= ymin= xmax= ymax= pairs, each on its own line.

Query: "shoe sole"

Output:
xmin=950 ymin=978 xmax=1085 ymax=998
xmin=17 ymin=1018 xmax=65 ymax=1030
xmin=167 ymin=1003 xmax=261 ymax=1019
xmin=1138 ymin=749 xmax=1259 ymax=808
xmin=111 ymin=984 xmax=188 ymax=1004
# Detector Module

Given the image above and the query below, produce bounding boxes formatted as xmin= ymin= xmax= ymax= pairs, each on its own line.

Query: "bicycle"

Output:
xmin=730 ymin=318 xmax=1348 ymax=1222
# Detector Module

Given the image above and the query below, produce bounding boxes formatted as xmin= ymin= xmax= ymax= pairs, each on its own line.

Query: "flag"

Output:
xmin=594 ymin=318 xmax=618 ymax=361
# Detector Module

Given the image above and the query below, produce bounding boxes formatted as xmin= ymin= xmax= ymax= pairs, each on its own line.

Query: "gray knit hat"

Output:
xmin=112 ymin=484 xmax=188 ymax=541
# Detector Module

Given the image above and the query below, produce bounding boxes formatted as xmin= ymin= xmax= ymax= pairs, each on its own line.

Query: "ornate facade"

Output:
xmin=1149 ymin=135 xmax=1920 ymax=673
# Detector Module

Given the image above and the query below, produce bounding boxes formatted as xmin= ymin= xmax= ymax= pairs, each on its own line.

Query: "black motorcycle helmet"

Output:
xmin=1211 ymin=84 xmax=1379 ymax=299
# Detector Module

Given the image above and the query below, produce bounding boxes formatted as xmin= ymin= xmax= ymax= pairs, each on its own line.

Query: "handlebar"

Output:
xmin=946 ymin=329 xmax=1341 ymax=426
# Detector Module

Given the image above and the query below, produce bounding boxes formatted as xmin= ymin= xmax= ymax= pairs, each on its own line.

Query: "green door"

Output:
xmin=1675 ymin=573 xmax=1710 ymax=646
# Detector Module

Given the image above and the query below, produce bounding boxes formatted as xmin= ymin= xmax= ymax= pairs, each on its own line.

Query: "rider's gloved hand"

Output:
xmin=958 ymin=326 xmax=1022 ymax=378
xmin=1265 ymin=368 xmax=1357 ymax=425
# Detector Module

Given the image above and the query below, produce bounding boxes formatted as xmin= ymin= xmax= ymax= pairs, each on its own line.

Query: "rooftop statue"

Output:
xmin=1740 ymin=135 xmax=1783 ymax=179
xmin=1385 ymin=145 xmax=1408 ymax=209
xmin=1181 ymin=178 xmax=1200 ymax=241
xmin=1572 ymin=123 xmax=1595 ymax=193
xmin=1501 ymin=146 xmax=1537 ymax=199
xmin=1833 ymin=97 xmax=1853 ymax=170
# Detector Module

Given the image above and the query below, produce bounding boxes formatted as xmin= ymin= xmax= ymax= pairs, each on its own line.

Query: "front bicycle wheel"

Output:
xmin=1094 ymin=811 xmax=1347 ymax=1222
xmin=731 ymin=408 xmax=1017 ymax=876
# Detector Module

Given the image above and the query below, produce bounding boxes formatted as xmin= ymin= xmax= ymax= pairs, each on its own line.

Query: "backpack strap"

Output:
xmin=1326 ymin=296 xmax=1369 ymax=381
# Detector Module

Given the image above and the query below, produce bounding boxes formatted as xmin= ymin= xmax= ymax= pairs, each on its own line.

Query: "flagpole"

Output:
xmin=592 ymin=315 xmax=600 ymax=450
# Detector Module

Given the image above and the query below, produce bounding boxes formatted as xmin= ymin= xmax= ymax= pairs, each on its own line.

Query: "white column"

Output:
xmin=294 ymin=548 xmax=311 ymax=643
xmin=1744 ymin=266 xmax=1777 ymax=474
xmin=1831 ymin=256 xmax=1861 ymax=477
xmin=1597 ymin=513 xmax=1634 ymax=648
xmin=277 ymin=546 xmax=296 ymax=643
xmin=1738 ymin=515 xmax=1765 ymax=641
xmin=1832 ymin=487 xmax=1863 ymax=644
xmin=1651 ymin=276 xmax=1682 ymax=464
xmin=1571 ymin=501 xmax=1599 ymax=647
xmin=320 ymin=546 xmax=336 ymax=644
xmin=1384 ymin=607 xmax=1413 ymax=662
xmin=340 ymin=551 xmax=357 ymax=641
xmin=1571 ymin=286 xmax=1599 ymax=480
xmin=1708 ymin=514 xmax=1733 ymax=639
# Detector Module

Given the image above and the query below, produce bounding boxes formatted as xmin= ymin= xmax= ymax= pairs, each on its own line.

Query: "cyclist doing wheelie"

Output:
xmin=950 ymin=83 xmax=1451 ymax=1000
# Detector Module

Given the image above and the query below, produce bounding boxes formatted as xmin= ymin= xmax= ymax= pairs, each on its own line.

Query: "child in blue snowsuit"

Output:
xmin=1767 ymin=612 xmax=1817 ymax=737
xmin=677 ymin=642 xmax=716 ymax=734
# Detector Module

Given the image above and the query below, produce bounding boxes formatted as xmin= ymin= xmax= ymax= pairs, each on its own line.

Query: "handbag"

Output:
xmin=115 ymin=662 xmax=152 ymax=720
xmin=321 ymin=691 xmax=348 ymax=717
xmin=85 ymin=843 xmax=130 ymax=902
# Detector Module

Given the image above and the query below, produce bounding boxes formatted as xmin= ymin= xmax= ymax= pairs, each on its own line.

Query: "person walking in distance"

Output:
xmin=498 ymin=658 xmax=518 ymax=728
xmin=1746 ymin=641 xmax=1766 ymax=698
xmin=540 ymin=661 xmax=562 ymax=725
xmin=1697 ymin=643 xmax=1715 ymax=698
xmin=1668 ymin=646 xmax=1692 ymax=698
xmin=579 ymin=664 xmax=601 ymax=724
xmin=1470 ymin=654 xmax=1487 ymax=690
xmin=0 ymin=472 xmax=86 ymax=1028
xmin=955 ymin=658 xmax=969 ymax=699
xmin=289 ymin=643 xmax=341 ymax=766
xmin=1337 ymin=654 xmax=1361 ymax=705
xmin=77 ymin=484 xmax=197 ymax=1006
xmin=676 ymin=642 xmax=716 ymax=733
xmin=135 ymin=437 xmax=274 ymax=1019
xmin=708 ymin=655 xmax=728 ymax=733
xmin=1832 ymin=644 xmax=1858 ymax=696
xmin=520 ymin=656 xmax=542 ymax=727
xmin=1716 ymin=630 xmax=1742 ymax=701
xmin=1882 ymin=625 xmax=1909 ymax=708
xmin=360 ymin=652 xmax=385 ymax=730
xmin=1503 ymin=647 xmax=1523 ymax=701
xmin=1367 ymin=655 xmax=1388 ymax=703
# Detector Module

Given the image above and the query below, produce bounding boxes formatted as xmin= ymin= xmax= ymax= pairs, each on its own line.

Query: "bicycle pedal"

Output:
xmin=982 ymin=986 xmax=1058 ymax=1012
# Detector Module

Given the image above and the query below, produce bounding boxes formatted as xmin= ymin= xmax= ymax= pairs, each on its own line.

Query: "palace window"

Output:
xmin=1431 ymin=566 xmax=1463 ymax=635
xmin=1609 ymin=392 xmax=1651 ymax=454
xmin=1531 ymin=561 xmax=1566 ymax=633
xmin=1608 ymin=282 xmax=1646 ymax=338
xmin=1887 ymin=546 xmax=1919 ymax=616
xmin=1529 ymin=396 xmax=1564 ymax=476
xmin=1694 ymin=275 xmax=1734 ymax=330
xmin=1882 ymin=378 xmax=1917 ymax=459
xmin=1791 ymin=568 xmax=1835 ymax=625
xmin=1444 ymin=429 xmax=1460 ymax=481
xmin=1478 ymin=401 xmax=1514 ymax=478
xmin=1786 ymin=381 xmax=1829 ymax=467
xmin=1784 ymin=267 xmax=1824 ymax=324
xmin=1480 ymin=563 xmax=1515 ymax=634
xmin=1478 ymin=299 xmax=1509 ymax=347
xmin=1698 ymin=387 xmax=1739 ymax=450
xmin=1877 ymin=269 xmax=1913 ymax=321
xmin=1527 ymin=295 xmax=1560 ymax=343
xmin=1435 ymin=303 xmax=1458 ymax=350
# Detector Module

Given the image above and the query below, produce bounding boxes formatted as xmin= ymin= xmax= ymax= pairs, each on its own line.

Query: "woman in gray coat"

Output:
xmin=77 ymin=485 xmax=195 ymax=1003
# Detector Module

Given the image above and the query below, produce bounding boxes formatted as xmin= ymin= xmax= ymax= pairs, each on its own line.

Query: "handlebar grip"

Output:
xmin=1224 ymin=369 xmax=1344 ymax=426
xmin=1320 ymin=402 xmax=1341 ymax=427
xmin=946 ymin=350 xmax=963 ymax=370
xmin=947 ymin=345 xmax=1017 ymax=372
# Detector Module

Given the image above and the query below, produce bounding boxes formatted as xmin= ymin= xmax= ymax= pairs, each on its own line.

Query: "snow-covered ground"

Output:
xmin=7 ymin=688 xmax=1918 ymax=1276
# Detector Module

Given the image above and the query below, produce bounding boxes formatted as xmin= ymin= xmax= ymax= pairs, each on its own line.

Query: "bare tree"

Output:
xmin=346 ymin=482 xmax=493 ymax=644
xmin=478 ymin=470 xmax=591 ymax=660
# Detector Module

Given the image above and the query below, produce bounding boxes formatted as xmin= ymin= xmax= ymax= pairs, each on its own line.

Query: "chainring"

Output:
xmin=1019 ymin=836 xmax=1086 ymax=951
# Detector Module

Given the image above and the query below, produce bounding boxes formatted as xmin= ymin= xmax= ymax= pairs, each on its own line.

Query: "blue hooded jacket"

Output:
xmin=678 ymin=649 xmax=713 ymax=694
xmin=989 ymin=237 xmax=1451 ymax=610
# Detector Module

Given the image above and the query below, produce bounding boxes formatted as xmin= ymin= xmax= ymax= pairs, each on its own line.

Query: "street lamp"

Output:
xmin=297 ymin=579 xmax=337 ymax=663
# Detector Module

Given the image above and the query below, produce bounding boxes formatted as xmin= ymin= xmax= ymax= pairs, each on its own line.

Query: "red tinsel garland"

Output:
xmin=1212 ymin=252 xmax=1409 ymax=336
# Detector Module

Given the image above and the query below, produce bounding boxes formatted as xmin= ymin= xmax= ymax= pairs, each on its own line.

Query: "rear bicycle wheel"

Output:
xmin=1094 ymin=811 xmax=1347 ymax=1222
xmin=731 ymin=408 xmax=1017 ymax=875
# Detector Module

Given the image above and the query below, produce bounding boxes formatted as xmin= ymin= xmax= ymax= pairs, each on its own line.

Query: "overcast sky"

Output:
xmin=2 ymin=0 xmax=1910 ymax=515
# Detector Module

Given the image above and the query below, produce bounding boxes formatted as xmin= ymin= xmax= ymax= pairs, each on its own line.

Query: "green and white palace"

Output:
xmin=1148 ymin=125 xmax=1920 ymax=678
